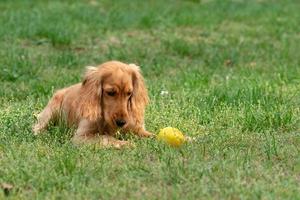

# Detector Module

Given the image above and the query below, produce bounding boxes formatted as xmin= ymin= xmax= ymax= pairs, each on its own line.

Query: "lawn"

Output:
xmin=0 ymin=0 xmax=300 ymax=199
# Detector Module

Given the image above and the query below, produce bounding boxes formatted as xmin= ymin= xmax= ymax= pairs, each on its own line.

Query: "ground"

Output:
xmin=0 ymin=0 xmax=300 ymax=199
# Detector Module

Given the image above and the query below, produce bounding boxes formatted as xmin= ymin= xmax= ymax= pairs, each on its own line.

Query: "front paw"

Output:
xmin=138 ymin=130 xmax=154 ymax=138
xmin=32 ymin=124 xmax=42 ymax=135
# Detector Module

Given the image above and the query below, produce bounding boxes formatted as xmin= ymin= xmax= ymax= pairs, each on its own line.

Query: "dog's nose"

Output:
xmin=116 ymin=119 xmax=126 ymax=127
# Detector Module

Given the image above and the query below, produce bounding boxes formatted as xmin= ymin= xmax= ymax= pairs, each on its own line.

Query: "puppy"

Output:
xmin=33 ymin=61 xmax=153 ymax=148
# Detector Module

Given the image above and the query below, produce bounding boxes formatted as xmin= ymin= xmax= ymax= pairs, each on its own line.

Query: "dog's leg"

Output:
xmin=32 ymin=90 xmax=64 ymax=135
xmin=72 ymin=120 xmax=131 ymax=149
xmin=131 ymin=125 xmax=153 ymax=138
xmin=137 ymin=129 xmax=153 ymax=137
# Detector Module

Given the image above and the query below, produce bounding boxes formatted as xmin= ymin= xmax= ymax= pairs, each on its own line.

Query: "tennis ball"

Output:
xmin=157 ymin=127 xmax=185 ymax=147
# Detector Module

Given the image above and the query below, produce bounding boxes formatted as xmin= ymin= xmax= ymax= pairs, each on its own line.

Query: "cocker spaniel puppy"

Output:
xmin=33 ymin=61 xmax=153 ymax=148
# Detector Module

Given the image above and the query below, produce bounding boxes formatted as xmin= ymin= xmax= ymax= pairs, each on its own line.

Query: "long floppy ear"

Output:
xmin=129 ymin=64 xmax=149 ymax=124
xmin=78 ymin=66 xmax=102 ymax=122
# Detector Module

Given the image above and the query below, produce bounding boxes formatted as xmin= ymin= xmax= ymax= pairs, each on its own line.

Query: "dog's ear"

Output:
xmin=78 ymin=66 xmax=103 ymax=121
xmin=129 ymin=64 xmax=149 ymax=124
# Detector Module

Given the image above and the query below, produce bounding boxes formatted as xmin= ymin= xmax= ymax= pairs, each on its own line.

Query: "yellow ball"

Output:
xmin=157 ymin=127 xmax=185 ymax=147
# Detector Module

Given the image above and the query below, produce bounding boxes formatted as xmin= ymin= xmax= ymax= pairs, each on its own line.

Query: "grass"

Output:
xmin=0 ymin=0 xmax=300 ymax=199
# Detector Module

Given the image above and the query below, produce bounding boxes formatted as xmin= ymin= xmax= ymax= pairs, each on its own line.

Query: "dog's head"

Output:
xmin=80 ymin=61 xmax=149 ymax=130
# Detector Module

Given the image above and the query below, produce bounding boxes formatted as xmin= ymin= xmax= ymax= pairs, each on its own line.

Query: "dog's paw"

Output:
xmin=138 ymin=130 xmax=154 ymax=138
xmin=32 ymin=124 xmax=42 ymax=135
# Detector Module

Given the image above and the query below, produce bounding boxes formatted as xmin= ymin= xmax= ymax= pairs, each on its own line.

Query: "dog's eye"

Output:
xmin=107 ymin=91 xmax=116 ymax=96
xmin=127 ymin=92 xmax=132 ymax=96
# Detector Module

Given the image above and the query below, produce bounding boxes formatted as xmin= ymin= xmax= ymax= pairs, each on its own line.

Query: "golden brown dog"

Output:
xmin=33 ymin=61 xmax=152 ymax=148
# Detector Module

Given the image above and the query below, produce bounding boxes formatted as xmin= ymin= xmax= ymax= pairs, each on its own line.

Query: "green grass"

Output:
xmin=1 ymin=0 xmax=300 ymax=199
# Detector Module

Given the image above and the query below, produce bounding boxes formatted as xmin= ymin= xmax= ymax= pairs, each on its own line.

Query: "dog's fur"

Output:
xmin=33 ymin=61 xmax=152 ymax=148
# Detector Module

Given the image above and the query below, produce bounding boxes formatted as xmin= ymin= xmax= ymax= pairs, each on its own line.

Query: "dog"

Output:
xmin=33 ymin=61 xmax=153 ymax=148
